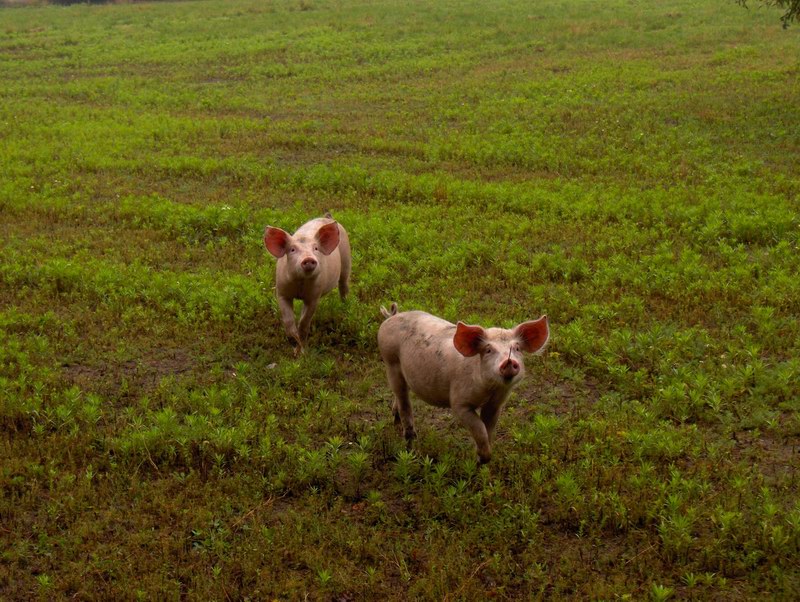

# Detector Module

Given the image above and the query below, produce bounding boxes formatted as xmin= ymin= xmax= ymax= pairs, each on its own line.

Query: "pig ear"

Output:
xmin=514 ymin=315 xmax=549 ymax=354
xmin=264 ymin=226 xmax=291 ymax=258
xmin=453 ymin=322 xmax=486 ymax=357
xmin=316 ymin=221 xmax=340 ymax=255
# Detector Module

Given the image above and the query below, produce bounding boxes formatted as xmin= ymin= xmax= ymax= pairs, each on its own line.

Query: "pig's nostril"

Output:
xmin=301 ymin=258 xmax=318 ymax=270
xmin=500 ymin=359 xmax=520 ymax=377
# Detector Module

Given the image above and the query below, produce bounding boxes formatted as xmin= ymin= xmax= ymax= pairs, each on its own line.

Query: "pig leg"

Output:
xmin=278 ymin=296 xmax=302 ymax=349
xmin=385 ymin=364 xmax=416 ymax=442
xmin=297 ymin=297 xmax=320 ymax=344
xmin=338 ymin=254 xmax=351 ymax=300
xmin=453 ymin=406 xmax=492 ymax=464
xmin=480 ymin=401 xmax=504 ymax=446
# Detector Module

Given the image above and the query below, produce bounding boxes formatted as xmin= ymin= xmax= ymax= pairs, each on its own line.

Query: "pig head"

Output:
xmin=378 ymin=307 xmax=549 ymax=463
xmin=264 ymin=215 xmax=351 ymax=352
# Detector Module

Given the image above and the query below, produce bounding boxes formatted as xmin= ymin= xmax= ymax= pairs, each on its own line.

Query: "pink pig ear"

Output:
xmin=514 ymin=316 xmax=549 ymax=354
xmin=316 ymin=221 xmax=340 ymax=255
xmin=453 ymin=322 xmax=486 ymax=357
xmin=264 ymin=226 xmax=290 ymax=258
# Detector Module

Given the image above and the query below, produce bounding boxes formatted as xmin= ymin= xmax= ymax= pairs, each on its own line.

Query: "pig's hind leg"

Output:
xmin=338 ymin=254 xmax=351 ymax=300
xmin=385 ymin=364 xmax=416 ymax=443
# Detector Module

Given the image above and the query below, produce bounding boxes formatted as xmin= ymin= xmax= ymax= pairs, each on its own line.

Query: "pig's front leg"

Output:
xmin=297 ymin=296 xmax=320 ymax=344
xmin=278 ymin=295 xmax=302 ymax=350
xmin=480 ymin=401 xmax=504 ymax=446
xmin=452 ymin=405 xmax=492 ymax=464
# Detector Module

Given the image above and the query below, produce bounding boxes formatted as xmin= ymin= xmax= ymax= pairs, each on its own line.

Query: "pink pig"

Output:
xmin=263 ymin=214 xmax=351 ymax=352
xmin=378 ymin=304 xmax=549 ymax=463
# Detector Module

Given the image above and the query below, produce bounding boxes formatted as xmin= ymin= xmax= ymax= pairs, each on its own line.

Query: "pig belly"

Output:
xmin=398 ymin=345 xmax=453 ymax=408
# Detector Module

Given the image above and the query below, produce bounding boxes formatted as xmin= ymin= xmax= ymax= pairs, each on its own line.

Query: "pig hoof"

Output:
xmin=478 ymin=454 xmax=491 ymax=465
xmin=393 ymin=412 xmax=401 ymax=425
xmin=403 ymin=428 xmax=417 ymax=442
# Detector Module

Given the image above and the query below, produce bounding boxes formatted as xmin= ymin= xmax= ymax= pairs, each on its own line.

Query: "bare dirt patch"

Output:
xmin=61 ymin=348 xmax=194 ymax=400
xmin=731 ymin=416 xmax=800 ymax=484
xmin=515 ymin=372 xmax=601 ymax=419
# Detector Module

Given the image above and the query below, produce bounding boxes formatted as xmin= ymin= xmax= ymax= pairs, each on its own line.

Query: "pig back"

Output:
xmin=378 ymin=311 xmax=459 ymax=407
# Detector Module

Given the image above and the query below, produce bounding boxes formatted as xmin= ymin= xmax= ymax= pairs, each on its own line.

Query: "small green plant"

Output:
xmin=394 ymin=449 xmax=417 ymax=485
xmin=316 ymin=568 xmax=332 ymax=587
xmin=650 ymin=583 xmax=674 ymax=602
xmin=35 ymin=574 xmax=52 ymax=593
xmin=347 ymin=450 xmax=370 ymax=495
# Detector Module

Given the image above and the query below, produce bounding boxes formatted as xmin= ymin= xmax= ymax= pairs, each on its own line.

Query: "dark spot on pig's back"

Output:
xmin=398 ymin=320 xmax=417 ymax=339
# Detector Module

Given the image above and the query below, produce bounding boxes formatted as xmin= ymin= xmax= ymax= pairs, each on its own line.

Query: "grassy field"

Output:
xmin=1 ymin=0 xmax=799 ymax=599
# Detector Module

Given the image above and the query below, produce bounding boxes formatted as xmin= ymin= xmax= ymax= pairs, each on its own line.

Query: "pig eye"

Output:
xmin=484 ymin=346 xmax=494 ymax=354
xmin=313 ymin=244 xmax=319 ymax=251
xmin=289 ymin=247 xmax=297 ymax=253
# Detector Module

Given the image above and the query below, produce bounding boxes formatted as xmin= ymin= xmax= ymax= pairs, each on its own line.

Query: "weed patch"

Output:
xmin=1 ymin=0 xmax=798 ymax=599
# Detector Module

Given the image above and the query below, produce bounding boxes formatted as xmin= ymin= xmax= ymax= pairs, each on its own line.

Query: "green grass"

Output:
xmin=1 ymin=0 xmax=799 ymax=599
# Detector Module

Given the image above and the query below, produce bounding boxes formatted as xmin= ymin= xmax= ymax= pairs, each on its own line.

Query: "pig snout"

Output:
xmin=300 ymin=257 xmax=318 ymax=272
xmin=499 ymin=357 xmax=520 ymax=379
